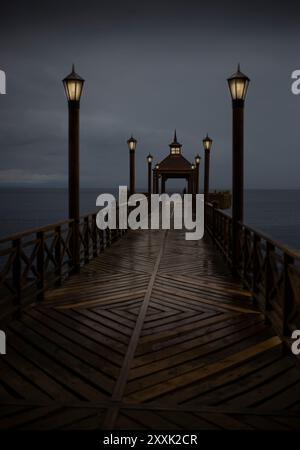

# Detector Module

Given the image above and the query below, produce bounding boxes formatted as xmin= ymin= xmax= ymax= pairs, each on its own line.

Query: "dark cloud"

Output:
xmin=0 ymin=0 xmax=300 ymax=189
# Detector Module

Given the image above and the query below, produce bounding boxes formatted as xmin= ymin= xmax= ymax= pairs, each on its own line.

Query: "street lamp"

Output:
xmin=227 ymin=64 xmax=250 ymax=102
xmin=127 ymin=135 xmax=137 ymax=151
xmin=202 ymin=134 xmax=212 ymax=202
xmin=195 ymin=154 xmax=201 ymax=194
xmin=195 ymin=155 xmax=201 ymax=165
xmin=227 ymin=64 xmax=250 ymax=273
xmin=127 ymin=135 xmax=137 ymax=195
xmin=147 ymin=154 xmax=153 ymax=197
xmin=63 ymin=64 xmax=84 ymax=102
xmin=190 ymin=164 xmax=195 ymax=195
xmin=153 ymin=164 xmax=160 ymax=194
xmin=63 ymin=64 xmax=84 ymax=272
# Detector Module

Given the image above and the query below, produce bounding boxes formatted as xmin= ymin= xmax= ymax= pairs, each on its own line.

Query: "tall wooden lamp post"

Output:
xmin=227 ymin=64 xmax=250 ymax=274
xmin=154 ymin=164 xmax=160 ymax=194
xmin=190 ymin=164 xmax=196 ymax=193
xmin=147 ymin=154 xmax=153 ymax=196
xmin=127 ymin=136 xmax=137 ymax=196
xmin=194 ymin=154 xmax=201 ymax=194
xmin=63 ymin=65 xmax=84 ymax=273
xmin=203 ymin=134 xmax=213 ymax=202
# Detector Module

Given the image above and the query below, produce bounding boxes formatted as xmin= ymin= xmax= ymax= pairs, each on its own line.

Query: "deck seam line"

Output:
xmin=102 ymin=230 xmax=168 ymax=429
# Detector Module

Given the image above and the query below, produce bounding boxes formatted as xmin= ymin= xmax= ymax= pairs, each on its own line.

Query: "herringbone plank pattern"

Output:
xmin=1 ymin=228 xmax=300 ymax=429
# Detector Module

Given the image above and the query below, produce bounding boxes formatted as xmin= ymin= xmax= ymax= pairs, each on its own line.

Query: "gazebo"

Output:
xmin=153 ymin=131 xmax=196 ymax=194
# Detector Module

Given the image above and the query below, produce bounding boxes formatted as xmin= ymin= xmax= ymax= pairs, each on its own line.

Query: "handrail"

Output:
xmin=0 ymin=209 xmax=127 ymax=324
xmin=0 ymin=205 xmax=125 ymax=244
xmin=205 ymin=201 xmax=300 ymax=260
xmin=0 ymin=218 xmax=74 ymax=244
xmin=205 ymin=201 xmax=300 ymax=344
xmin=237 ymin=220 xmax=300 ymax=260
xmin=206 ymin=201 xmax=232 ymax=219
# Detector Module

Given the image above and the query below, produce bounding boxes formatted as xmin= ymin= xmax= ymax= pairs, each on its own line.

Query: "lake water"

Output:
xmin=0 ymin=188 xmax=300 ymax=250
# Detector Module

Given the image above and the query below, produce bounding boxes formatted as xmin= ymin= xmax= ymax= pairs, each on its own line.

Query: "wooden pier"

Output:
xmin=1 ymin=204 xmax=300 ymax=430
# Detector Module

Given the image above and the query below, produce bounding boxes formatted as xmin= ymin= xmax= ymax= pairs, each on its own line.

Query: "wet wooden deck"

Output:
xmin=1 ymin=228 xmax=300 ymax=430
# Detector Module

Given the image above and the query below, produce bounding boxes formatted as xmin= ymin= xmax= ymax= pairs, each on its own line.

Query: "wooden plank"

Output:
xmin=127 ymin=337 xmax=281 ymax=402
xmin=8 ymin=323 xmax=108 ymax=401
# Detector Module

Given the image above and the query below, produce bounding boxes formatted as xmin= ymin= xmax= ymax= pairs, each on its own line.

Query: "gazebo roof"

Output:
xmin=157 ymin=154 xmax=192 ymax=172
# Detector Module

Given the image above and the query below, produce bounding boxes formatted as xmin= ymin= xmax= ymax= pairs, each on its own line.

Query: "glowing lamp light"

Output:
xmin=203 ymin=134 xmax=213 ymax=151
xmin=127 ymin=135 xmax=137 ymax=151
xmin=63 ymin=64 xmax=84 ymax=102
xmin=195 ymin=154 xmax=201 ymax=164
xmin=227 ymin=64 xmax=250 ymax=101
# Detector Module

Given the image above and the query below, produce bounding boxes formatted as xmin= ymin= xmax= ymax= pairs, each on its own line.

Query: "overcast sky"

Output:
xmin=1 ymin=0 xmax=300 ymax=190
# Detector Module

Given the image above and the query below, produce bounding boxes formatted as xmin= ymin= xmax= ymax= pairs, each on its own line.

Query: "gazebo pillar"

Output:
xmin=153 ymin=171 xmax=159 ymax=194
xmin=187 ymin=175 xmax=193 ymax=194
xmin=161 ymin=175 xmax=166 ymax=193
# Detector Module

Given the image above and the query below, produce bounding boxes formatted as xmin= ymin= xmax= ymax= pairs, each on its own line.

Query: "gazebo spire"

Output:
xmin=174 ymin=129 xmax=177 ymax=143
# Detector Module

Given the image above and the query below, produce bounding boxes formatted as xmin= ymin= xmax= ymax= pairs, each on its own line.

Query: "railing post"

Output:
xmin=228 ymin=218 xmax=232 ymax=263
xmin=242 ymin=227 xmax=247 ymax=282
xmin=116 ymin=206 xmax=122 ymax=239
xmin=106 ymin=228 xmax=111 ymax=248
xmin=84 ymin=216 xmax=89 ymax=264
xmin=92 ymin=214 xmax=98 ymax=257
xmin=252 ymin=233 xmax=260 ymax=299
xmin=204 ymin=203 xmax=208 ymax=233
xmin=224 ymin=217 xmax=228 ymax=259
xmin=12 ymin=238 xmax=22 ymax=318
xmin=212 ymin=203 xmax=216 ymax=239
xmin=264 ymin=241 xmax=275 ymax=324
xmin=282 ymin=252 xmax=294 ymax=337
xmin=36 ymin=231 xmax=45 ymax=301
xmin=55 ymin=225 xmax=62 ymax=287
xmin=227 ymin=218 xmax=231 ymax=262
xmin=99 ymin=229 xmax=104 ymax=252
xmin=72 ymin=219 xmax=80 ymax=273
xmin=238 ymin=223 xmax=244 ymax=276
xmin=112 ymin=229 xmax=117 ymax=242
xmin=68 ymin=221 xmax=74 ymax=275
xmin=222 ymin=215 xmax=225 ymax=249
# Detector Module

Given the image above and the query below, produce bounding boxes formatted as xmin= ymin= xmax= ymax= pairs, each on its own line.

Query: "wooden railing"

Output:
xmin=0 ymin=212 xmax=126 ymax=324
xmin=205 ymin=202 xmax=300 ymax=343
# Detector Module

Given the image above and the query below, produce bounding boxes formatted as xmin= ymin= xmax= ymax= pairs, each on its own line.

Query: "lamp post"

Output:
xmin=190 ymin=164 xmax=195 ymax=195
xmin=203 ymin=134 xmax=212 ymax=202
xmin=147 ymin=154 xmax=153 ymax=196
xmin=227 ymin=64 xmax=250 ymax=274
xmin=195 ymin=154 xmax=201 ymax=194
xmin=63 ymin=65 xmax=84 ymax=272
xmin=127 ymin=136 xmax=137 ymax=196
xmin=154 ymin=164 xmax=159 ymax=194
